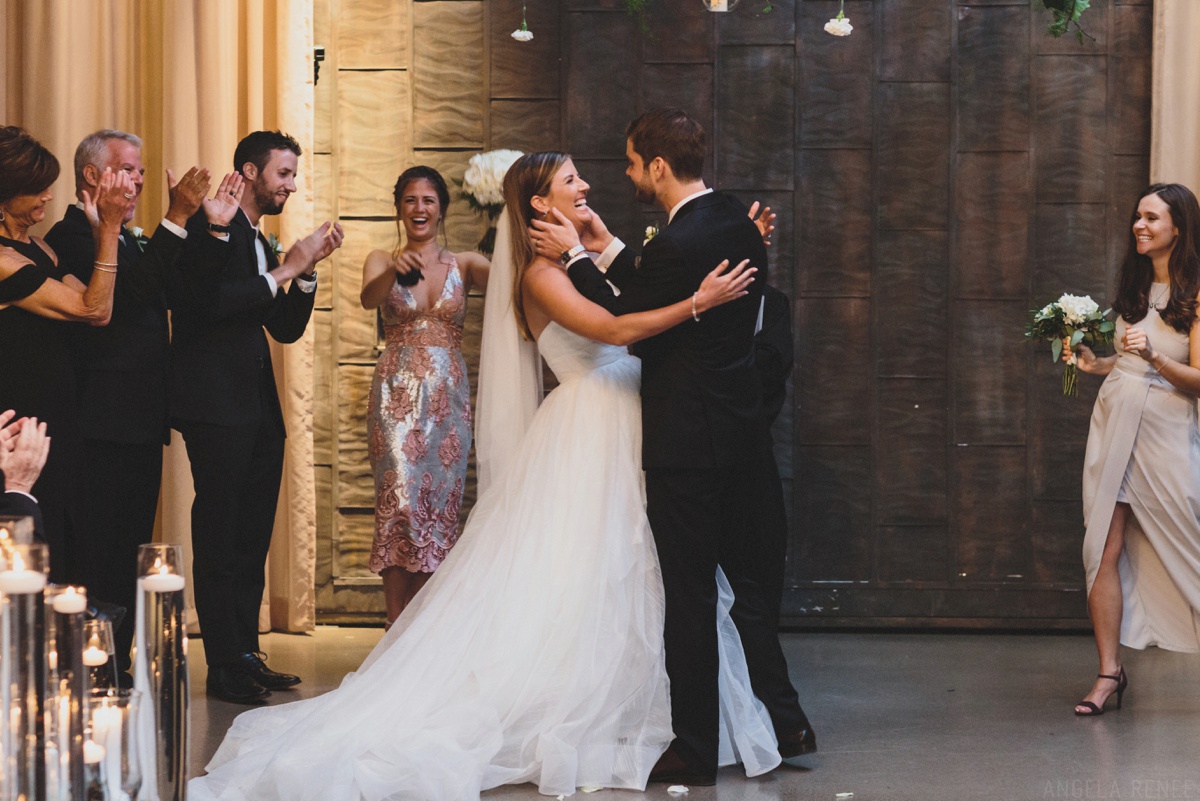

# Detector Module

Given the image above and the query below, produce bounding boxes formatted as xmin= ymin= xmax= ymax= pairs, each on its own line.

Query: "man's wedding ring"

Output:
xmin=122 ymin=192 xmax=135 ymax=199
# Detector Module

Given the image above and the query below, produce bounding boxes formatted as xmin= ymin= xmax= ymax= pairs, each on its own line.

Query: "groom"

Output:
xmin=533 ymin=108 xmax=814 ymax=784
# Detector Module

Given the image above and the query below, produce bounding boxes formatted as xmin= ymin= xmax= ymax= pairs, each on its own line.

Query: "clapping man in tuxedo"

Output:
xmin=44 ymin=129 xmax=236 ymax=684
xmin=532 ymin=108 xmax=814 ymax=785
xmin=171 ymin=130 xmax=343 ymax=704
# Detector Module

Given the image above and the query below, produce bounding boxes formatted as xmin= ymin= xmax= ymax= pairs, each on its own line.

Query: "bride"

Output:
xmin=188 ymin=152 xmax=780 ymax=801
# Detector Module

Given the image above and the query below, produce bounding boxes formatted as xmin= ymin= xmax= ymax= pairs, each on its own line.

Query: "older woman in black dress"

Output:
xmin=0 ymin=125 xmax=134 ymax=579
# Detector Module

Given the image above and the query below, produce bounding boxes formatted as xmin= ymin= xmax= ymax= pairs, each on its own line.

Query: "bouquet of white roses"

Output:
xmin=1025 ymin=293 xmax=1115 ymax=396
xmin=460 ymin=149 xmax=523 ymax=254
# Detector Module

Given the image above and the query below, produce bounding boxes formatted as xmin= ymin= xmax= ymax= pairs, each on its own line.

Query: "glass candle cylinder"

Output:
xmin=44 ymin=584 xmax=88 ymax=801
xmin=87 ymin=688 xmax=142 ymax=801
xmin=133 ymin=544 xmax=188 ymax=801
xmin=0 ymin=541 xmax=49 ymax=801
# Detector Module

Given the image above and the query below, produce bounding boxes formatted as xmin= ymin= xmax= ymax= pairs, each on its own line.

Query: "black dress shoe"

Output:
xmin=777 ymin=727 xmax=817 ymax=758
xmin=648 ymin=746 xmax=716 ymax=786
xmin=235 ymin=652 xmax=301 ymax=690
xmin=206 ymin=665 xmax=270 ymax=705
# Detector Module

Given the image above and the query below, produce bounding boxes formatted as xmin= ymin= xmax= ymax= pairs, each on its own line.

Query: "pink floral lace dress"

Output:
xmin=367 ymin=258 xmax=471 ymax=573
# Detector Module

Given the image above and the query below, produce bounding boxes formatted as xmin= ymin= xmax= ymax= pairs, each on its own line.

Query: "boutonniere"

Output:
xmin=129 ymin=226 xmax=149 ymax=253
xmin=266 ymin=233 xmax=285 ymax=259
xmin=643 ymin=225 xmax=659 ymax=247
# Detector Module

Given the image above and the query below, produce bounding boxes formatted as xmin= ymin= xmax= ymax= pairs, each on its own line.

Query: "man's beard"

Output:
xmin=255 ymin=184 xmax=287 ymax=216
xmin=632 ymin=176 xmax=656 ymax=205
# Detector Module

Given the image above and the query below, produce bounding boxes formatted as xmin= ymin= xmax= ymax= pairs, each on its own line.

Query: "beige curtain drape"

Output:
xmin=1 ymin=0 xmax=317 ymax=633
xmin=1151 ymin=0 xmax=1200 ymax=190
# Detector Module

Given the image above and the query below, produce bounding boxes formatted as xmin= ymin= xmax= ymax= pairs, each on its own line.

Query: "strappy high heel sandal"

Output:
xmin=1074 ymin=666 xmax=1128 ymax=716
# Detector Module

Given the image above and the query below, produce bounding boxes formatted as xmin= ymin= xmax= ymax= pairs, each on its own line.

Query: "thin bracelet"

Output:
xmin=1152 ymin=354 xmax=1168 ymax=373
xmin=93 ymin=260 xmax=118 ymax=268
xmin=92 ymin=264 xmax=118 ymax=274
xmin=691 ymin=292 xmax=701 ymax=322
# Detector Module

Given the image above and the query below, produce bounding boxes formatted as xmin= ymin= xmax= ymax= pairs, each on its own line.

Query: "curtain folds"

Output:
xmin=1 ymin=0 xmax=317 ymax=633
xmin=1151 ymin=0 xmax=1200 ymax=190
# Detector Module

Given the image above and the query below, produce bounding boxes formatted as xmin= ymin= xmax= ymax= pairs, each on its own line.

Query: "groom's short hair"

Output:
xmin=626 ymin=108 xmax=705 ymax=182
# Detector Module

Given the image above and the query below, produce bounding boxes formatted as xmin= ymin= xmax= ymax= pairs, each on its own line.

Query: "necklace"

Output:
xmin=1150 ymin=284 xmax=1169 ymax=311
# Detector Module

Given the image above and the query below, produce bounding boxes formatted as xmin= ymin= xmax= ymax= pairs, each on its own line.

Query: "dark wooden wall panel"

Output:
xmin=796 ymin=298 xmax=871 ymax=445
xmin=877 ymin=83 xmax=951 ymax=231
xmin=879 ymin=0 xmax=952 ymax=82
xmin=955 ymin=152 xmax=1031 ymax=299
xmin=956 ymin=6 xmax=1030 ymax=152
xmin=1034 ymin=55 xmax=1109 ymax=203
xmin=491 ymin=100 xmax=561 ymax=151
xmin=797 ymin=149 xmax=872 ymax=296
xmin=875 ymin=378 xmax=948 ymax=525
xmin=566 ymin=11 xmax=638 ymax=157
xmin=1031 ymin=203 xmax=1109 ymax=302
xmin=795 ymin=446 xmax=872 ymax=582
xmin=644 ymin=0 xmax=714 ymax=62
xmin=1110 ymin=5 xmax=1153 ymax=155
xmin=717 ymin=0 xmax=796 ymax=45
xmin=953 ymin=301 xmax=1027 ymax=444
xmin=715 ymin=47 xmax=795 ymax=190
xmin=878 ymin=526 xmax=948 ymax=583
xmin=953 ymin=446 xmax=1028 ymax=582
xmin=874 ymin=229 xmax=948 ymax=377
xmin=490 ymin=0 xmax=560 ymax=99
xmin=798 ymin=2 xmax=874 ymax=149
xmin=548 ymin=0 xmax=1154 ymax=627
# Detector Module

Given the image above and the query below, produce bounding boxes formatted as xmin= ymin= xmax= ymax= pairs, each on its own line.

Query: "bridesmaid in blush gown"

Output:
xmin=1070 ymin=183 xmax=1200 ymax=716
xmin=360 ymin=166 xmax=490 ymax=623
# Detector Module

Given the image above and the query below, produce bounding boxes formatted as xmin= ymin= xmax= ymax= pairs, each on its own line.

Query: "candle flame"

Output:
xmin=12 ymin=551 xmax=24 ymax=572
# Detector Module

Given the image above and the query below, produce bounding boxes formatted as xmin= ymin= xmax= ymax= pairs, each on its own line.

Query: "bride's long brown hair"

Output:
xmin=502 ymin=151 xmax=569 ymax=341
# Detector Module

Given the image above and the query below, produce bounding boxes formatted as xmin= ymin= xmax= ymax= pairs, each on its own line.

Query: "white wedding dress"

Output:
xmin=189 ymin=321 xmax=780 ymax=801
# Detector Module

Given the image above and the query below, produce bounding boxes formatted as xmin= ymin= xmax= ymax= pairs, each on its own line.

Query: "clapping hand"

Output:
xmin=0 ymin=410 xmax=50 ymax=494
xmin=748 ymin=201 xmax=775 ymax=246
xmin=82 ymin=168 xmax=137 ymax=231
xmin=202 ymin=173 xmax=245 ymax=228
xmin=277 ymin=221 xmax=345 ymax=281
xmin=166 ymin=167 xmax=212 ymax=227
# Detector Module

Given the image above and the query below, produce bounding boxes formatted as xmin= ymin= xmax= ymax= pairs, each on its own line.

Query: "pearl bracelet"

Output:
xmin=691 ymin=292 xmax=701 ymax=322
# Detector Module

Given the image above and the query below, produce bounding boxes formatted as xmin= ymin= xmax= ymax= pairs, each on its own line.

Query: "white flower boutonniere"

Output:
xmin=643 ymin=225 xmax=659 ymax=247
xmin=129 ymin=226 xmax=149 ymax=252
xmin=266 ymin=233 xmax=285 ymax=260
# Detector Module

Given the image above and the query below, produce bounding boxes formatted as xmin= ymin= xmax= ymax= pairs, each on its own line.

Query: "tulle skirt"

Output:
xmin=189 ymin=353 xmax=777 ymax=801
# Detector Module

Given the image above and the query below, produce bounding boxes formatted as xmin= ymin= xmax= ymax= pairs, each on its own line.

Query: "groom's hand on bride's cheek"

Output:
xmin=530 ymin=210 xmax=580 ymax=261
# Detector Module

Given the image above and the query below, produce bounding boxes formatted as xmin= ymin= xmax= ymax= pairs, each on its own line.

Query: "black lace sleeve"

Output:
xmin=0 ymin=263 xmax=49 ymax=304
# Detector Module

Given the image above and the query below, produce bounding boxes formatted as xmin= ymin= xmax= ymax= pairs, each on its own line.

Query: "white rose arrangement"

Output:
xmin=1025 ymin=292 xmax=1115 ymax=396
xmin=460 ymin=148 xmax=524 ymax=254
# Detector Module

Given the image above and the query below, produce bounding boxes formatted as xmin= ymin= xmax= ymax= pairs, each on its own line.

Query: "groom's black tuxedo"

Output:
xmin=171 ymin=209 xmax=315 ymax=668
xmin=568 ymin=191 xmax=808 ymax=773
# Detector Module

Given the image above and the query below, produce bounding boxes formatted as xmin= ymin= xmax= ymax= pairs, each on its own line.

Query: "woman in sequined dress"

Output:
xmin=360 ymin=166 xmax=490 ymax=623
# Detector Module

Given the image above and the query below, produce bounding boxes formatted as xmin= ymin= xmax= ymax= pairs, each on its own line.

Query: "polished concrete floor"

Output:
xmin=188 ymin=629 xmax=1200 ymax=800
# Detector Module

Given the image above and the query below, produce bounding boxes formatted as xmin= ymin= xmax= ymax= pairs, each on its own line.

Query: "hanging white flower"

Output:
xmin=824 ymin=0 xmax=852 ymax=36
xmin=824 ymin=16 xmax=852 ymax=36
xmin=512 ymin=1 xmax=533 ymax=42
